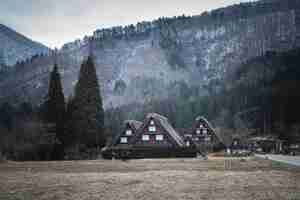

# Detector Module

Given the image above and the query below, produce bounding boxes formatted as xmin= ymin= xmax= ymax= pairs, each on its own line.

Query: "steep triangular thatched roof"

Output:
xmin=124 ymin=120 xmax=143 ymax=130
xmin=132 ymin=113 xmax=185 ymax=147
xmin=175 ymin=128 xmax=192 ymax=137
xmin=195 ymin=116 xmax=228 ymax=146
xmin=146 ymin=113 xmax=185 ymax=147
xmin=146 ymin=113 xmax=168 ymax=121
xmin=111 ymin=120 xmax=143 ymax=146
xmin=195 ymin=116 xmax=214 ymax=129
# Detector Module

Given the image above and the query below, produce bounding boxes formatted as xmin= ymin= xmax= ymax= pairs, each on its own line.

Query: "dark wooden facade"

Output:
xmin=104 ymin=113 xmax=197 ymax=159
xmin=111 ymin=120 xmax=142 ymax=147
xmin=181 ymin=116 xmax=224 ymax=153
xmin=131 ymin=113 xmax=185 ymax=148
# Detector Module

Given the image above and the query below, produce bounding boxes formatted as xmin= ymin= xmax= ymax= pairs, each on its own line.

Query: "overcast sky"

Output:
xmin=0 ymin=0 xmax=254 ymax=48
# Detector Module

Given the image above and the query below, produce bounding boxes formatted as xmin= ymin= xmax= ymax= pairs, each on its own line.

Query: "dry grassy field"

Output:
xmin=0 ymin=157 xmax=300 ymax=200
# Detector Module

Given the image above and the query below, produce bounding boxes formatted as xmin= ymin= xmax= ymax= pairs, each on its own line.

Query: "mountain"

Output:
xmin=216 ymin=47 xmax=300 ymax=138
xmin=1 ymin=0 xmax=300 ymax=108
xmin=0 ymin=24 xmax=49 ymax=66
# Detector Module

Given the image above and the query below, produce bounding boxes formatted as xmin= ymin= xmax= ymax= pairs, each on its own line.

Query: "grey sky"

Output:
xmin=0 ymin=0 xmax=254 ymax=48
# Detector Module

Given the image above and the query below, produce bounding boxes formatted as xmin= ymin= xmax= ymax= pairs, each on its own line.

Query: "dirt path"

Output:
xmin=0 ymin=157 xmax=300 ymax=200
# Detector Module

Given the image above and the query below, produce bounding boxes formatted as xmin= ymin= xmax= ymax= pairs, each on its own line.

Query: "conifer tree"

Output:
xmin=0 ymin=50 xmax=5 ymax=70
xmin=45 ymin=64 xmax=66 ymax=147
xmin=64 ymin=95 xmax=77 ymax=147
xmin=72 ymin=56 xmax=105 ymax=148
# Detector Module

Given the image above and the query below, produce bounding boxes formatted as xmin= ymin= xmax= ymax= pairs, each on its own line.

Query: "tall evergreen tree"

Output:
xmin=64 ymin=95 xmax=77 ymax=147
xmin=72 ymin=56 xmax=105 ymax=148
xmin=45 ymin=64 xmax=66 ymax=148
xmin=0 ymin=49 xmax=5 ymax=67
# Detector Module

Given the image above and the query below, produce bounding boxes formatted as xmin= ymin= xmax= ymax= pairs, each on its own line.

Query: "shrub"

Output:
xmin=0 ymin=151 xmax=6 ymax=163
xmin=64 ymin=145 xmax=102 ymax=160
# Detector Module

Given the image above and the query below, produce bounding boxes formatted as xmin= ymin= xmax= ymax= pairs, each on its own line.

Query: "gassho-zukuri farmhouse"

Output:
xmin=102 ymin=113 xmax=225 ymax=159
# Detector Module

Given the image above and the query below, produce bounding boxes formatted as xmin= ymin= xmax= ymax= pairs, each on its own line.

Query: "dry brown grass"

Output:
xmin=0 ymin=157 xmax=300 ymax=200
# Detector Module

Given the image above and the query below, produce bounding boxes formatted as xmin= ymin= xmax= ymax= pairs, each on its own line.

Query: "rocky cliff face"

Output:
xmin=1 ymin=0 xmax=300 ymax=108
xmin=0 ymin=24 xmax=49 ymax=66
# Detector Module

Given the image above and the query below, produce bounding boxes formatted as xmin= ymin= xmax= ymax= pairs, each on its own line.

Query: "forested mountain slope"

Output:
xmin=1 ymin=0 xmax=300 ymax=109
xmin=0 ymin=24 xmax=49 ymax=66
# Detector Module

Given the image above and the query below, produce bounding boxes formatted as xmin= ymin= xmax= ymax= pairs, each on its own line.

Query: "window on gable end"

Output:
xmin=126 ymin=129 xmax=132 ymax=136
xmin=149 ymin=126 xmax=156 ymax=132
xmin=120 ymin=137 xmax=128 ymax=143
xmin=142 ymin=135 xmax=150 ymax=141
xmin=156 ymin=135 xmax=164 ymax=141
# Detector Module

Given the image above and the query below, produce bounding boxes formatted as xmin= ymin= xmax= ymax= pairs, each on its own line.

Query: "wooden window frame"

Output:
xmin=126 ymin=129 xmax=132 ymax=136
xmin=120 ymin=137 xmax=128 ymax=144
xmin=142 ymin=134 xmax=150 ymax=141
xmin=155 ymin=134 xmax=164 ymax=141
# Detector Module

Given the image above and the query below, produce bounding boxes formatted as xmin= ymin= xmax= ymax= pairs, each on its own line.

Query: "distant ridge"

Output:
xmin=0 ymin=24 xmax=49 ymax=66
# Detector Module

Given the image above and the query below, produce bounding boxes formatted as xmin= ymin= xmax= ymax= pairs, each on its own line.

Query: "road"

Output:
xmin=256 ymin=154 xmax=300 ymax=167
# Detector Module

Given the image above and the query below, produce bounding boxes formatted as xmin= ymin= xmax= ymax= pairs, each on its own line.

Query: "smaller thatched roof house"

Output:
xmin=111 ymin=120 xmax=143 ymax=147
xmin=180 ymin=116 xmax=225 ymax=152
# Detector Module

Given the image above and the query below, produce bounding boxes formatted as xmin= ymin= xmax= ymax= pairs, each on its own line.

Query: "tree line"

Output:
xmin=0 ymin=56 xmax=105 ymax=161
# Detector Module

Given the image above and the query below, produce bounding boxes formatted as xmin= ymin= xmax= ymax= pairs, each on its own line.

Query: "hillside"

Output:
xmin=0 ymin=0 xmax=300 ymax=109
xmin=220 ymin=48 xmax=300 ymax=140
xmin=0 ymin=24 xmax=49 ymax=66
